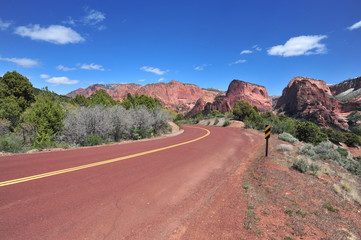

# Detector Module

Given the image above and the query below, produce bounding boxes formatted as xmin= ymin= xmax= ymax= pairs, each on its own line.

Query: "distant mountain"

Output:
xmin=67 ymin=80 xmax=220 ymax=113
xmin=67 ymin=76 xmax=360 ymax=129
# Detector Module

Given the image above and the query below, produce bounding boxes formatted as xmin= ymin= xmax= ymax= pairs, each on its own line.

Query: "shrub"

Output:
xmin=313 ymin=141 xmax=333 ymax=159
xmin=233 ymin=100 xmax=260 ymax=122
xmin=326 ymin=150 xmax=342 ymax=162
xmin=21 ymin=93 xmax=65 ymax=148
xmin=0 ymin=133 xmax=25 ymax=153
xmin=223 ymin=120 xmax=231 ymax=127
xmin=210 ymin=110 xmax=223 ymax=118
xmin=85 ymin=134 xmax=102 ymax=146
xmin=0 ymin=119 xmax=11 ymax=135
xmin=344 ymin=132 xmax=361 ymax=147
xmin=309 ymin=164 xmax=321 ymax=175
xmin=292 ymin=159 xmax=309 ymax=173
xmin=214 ymin=119 xmax=219 ymax=125
xmin=322 ymin=128 xmax=347 ymax=144
xmin=277 ymin=144 xmax=293 ymax=152
xmin=336 ymin=147 xmax=348 ymax=158
xmin=295 ymin=121 xmax=326 ymax=145
xmin=279 ymin=132 xmax=299 ymax=144
xmin=225 ymin=111 xmax=234 ymax=119
xmin=299 ymin=144 xmax=316 ymax=157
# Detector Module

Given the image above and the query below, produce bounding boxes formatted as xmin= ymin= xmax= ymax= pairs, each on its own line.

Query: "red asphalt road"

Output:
xmin=0 ymin=125 xmax=262 ymax=240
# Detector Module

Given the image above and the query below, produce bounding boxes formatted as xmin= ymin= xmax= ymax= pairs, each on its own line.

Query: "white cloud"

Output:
xmin=347 ymin=20 xmax=361 ymax=30
xmin=240 ymin=50 xmax=253 ymax=54
xmin=140 ymin=66 xmax=167 ymax=75
xmin=268 ymin=35 xmax=327 ymax=57
xmin=63 ymin=17 xmax=76 ymax=26
xmin=0 ymin=57 xmax=39 ymax=68
xmin=63 ymin=8 xmax=106 ymax=30
xmin=40 ymin=74 xmax=50 ymax=79
xmin=14 ymin=24 xmax=85 ymax=44
xmin=138 ymin=79 xmax=146 ymax=82
xmin=57 ymin=65 xmax=76 ymax=71
xmin=83 ymin=8 xmax=106 ymax=26
xmin=158 ymin=78 xmax=165 ymax=82
xmin=80 ymin=63 xmax=105 ymax=71
xmin=194 ymin=64 xmax=211 ymax=71
xmin=229 ymin=59 xmax=247 ymax=65
xmin=252 ymin=45 xmax=262 ymax=51
xmin=0 ymin=18 xmax=11 ymax=30
xmin=46 ymin=76 xmax=79 ymax=85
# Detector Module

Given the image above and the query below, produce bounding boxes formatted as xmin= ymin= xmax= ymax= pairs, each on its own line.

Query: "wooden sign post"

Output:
xmin=265 ymin=125 xmax=271 ymax=157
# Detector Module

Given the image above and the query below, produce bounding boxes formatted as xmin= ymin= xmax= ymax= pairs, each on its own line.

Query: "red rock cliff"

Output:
xmin=275 ymin=77 xmax=346 ymax=127
xmin=329 ymin=77 xmax=361 ymax=96
xmin=67 ymin=81 xmax=220 ymax=113
xmin=188 ymin=80 xmax=272 ymax=116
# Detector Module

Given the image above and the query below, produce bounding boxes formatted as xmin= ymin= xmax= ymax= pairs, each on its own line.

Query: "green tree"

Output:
xmin=0 ymin=71 xmax=35 ymax=111
xmin=72 ymin=94 xmax=89 ymax=106
xmin=88 ymin=89 xmax=116 ymax=106
xmin=233 ymin=100 xmax=263 ymax=129
xmin=22 ymin=94 xmax=65 ymax=148
xmin=233 ymin=100 xmax=259 ymax=121
xmin=121 ymin=93 xmax=161 ymax=110
xmin=0 ymin=96 xmax=22 ymax=127
xmin=295 ymin=121 xmax=327 ymax=145
xmin=343 ymin=132 xmax=361 ymax=147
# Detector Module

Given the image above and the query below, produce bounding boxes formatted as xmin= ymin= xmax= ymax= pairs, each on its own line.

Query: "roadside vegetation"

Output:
xmin=179 ymin=99 xmax=361 ymax=179
xmin=0 ymin=71 xmax=171 ymax=153
xmin=181 ymin=99 xmax=360 ymax=147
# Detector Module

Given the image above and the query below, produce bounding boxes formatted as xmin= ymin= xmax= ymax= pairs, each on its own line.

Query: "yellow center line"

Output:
xmin=0 ymin=126 xmax=210 ymax=187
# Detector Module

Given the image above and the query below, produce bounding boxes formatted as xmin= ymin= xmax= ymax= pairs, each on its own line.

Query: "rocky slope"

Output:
xmin=67 ymin=80 xmax=221 ymax=113
xmin=330 ymin=77 xmax=361 ymax=96
xmin=329 ymin=77 xmax=361 ymax=104
xmin=188 ymin=80 xmax=272 ymax=116
xmin=276 ymin=77 xmax=361 ymax=128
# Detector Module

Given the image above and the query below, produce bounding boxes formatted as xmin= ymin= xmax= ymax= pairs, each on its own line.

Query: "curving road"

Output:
xmin=0 ymin=125 xmax=263 ymax=240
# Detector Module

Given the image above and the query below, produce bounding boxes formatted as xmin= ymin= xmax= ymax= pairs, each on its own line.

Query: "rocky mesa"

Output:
xmin=275 ymin=77 xmax=361 ymax=128
xmin=188 ymin=80 xmax=272 ymax=116
xmin=67 ymin=80 xmax=221 ymax=113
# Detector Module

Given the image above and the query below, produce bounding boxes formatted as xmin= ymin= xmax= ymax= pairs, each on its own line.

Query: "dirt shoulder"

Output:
xmin=167 ymin=126 xmax=361 ymax=240
xmin=239 ymin=136 xmax=361 ymax=239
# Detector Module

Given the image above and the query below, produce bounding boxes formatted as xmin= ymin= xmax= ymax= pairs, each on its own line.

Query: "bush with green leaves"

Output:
xmin=223 ymin=120 xmax=231 ymax=127
xmin=279 ymin=132 xmax=299 ymax=144
xmin=85 ymin=134 xmax=103 ymax=146
xmin=309 ymin=163 xmax=321 ymax=175
xmin=121 ymin=93 xmax=161 ymax=110
xmin=0 ymin=119 xmax=11 ymax=135
xmin=88 ymin=89 xmax=117 ymax=107
xmin=336 ymin=147 xmax=348 ymax=158
xmin=343 ymin=132 xmax=361 ymax=147
xmin=321 ymin=128 xmax=347 ymax=144
xmin=299 ymin=144 xmax=317 ymax=157
xmin=22 ymin=92 xmax=65 ymax=149
xmin=214 ymin=118 xmax=219 ymax=125
xmin=292 ymin=159 xmax=309 ymax=173
xmin=210 ymin=110 xmax=224 ymax=118
xmin=295 ymin=121 xmax=327 ymax=145
xmin=0 ymin=133 xmax=26 ymax=153
xmin=299 ymin=141 xmax=361 ymax=177
xmin=233 ymin=100 xmax=260 ymax=122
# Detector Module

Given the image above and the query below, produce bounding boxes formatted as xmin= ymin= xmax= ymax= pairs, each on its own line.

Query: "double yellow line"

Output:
xmin=0 ymin=127 xmax=210 ymax=187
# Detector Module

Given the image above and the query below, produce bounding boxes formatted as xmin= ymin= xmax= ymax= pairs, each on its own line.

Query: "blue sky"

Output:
xmin=0 ymin=0 xmax=360 ymax=96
